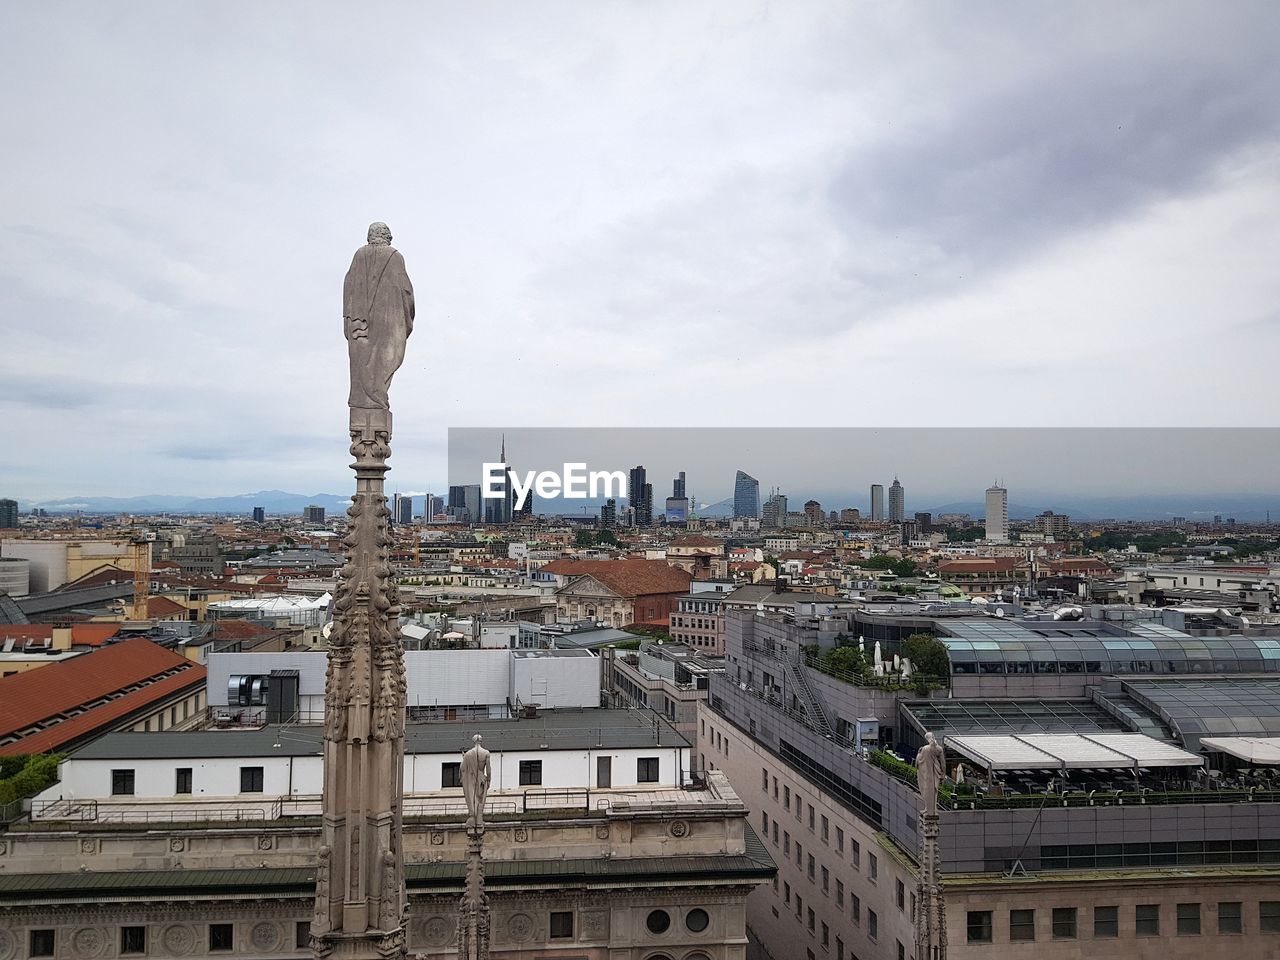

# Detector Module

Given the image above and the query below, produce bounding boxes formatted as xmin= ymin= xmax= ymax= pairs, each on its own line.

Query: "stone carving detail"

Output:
xmin=669 ymin=819 xmax=690 ymax=838
xmin=595 ymin=824 xmax=610 ymax=840
xmin=582 ymin=910 xmax=608 ymax=937
xmin=513 ymin=826 xmax=529 ymax=843
xmin=79 ymin=838 xmax=98 ymax=854
xmin=430 ymin=830 xmax=445 ymax=845
xmin=0 ymin=929 xmax=15 ymax=960
xmin=423 ymin=915 xmax=451 ymax=946
xmin=507 ymin=912 xmax=535 ymax=942
xmin=72 ymin=927 xmax=109 ymax=958
xmin=314 ymin=224 xmax=413 ymax=955
xmin=169 ymin=837 xmax=186 ymax=852
xmin=251 ymin=921 xmax=282 ymax=951
xmin=257 ymin=835 xmax=274 ymax=851
xmin=161 ymin=925 xmax=195 ymax=956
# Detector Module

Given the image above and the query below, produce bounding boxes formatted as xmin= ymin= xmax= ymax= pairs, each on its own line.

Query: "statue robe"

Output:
xmin=344 ymin=243 xmax=415 ymax=410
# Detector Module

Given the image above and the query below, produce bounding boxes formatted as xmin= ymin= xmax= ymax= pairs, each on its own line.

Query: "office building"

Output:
xmin=804 ymin=500 xmax=823 ymax=526
xmin=251 ymin=506 xmax=265 ymax=524
xmin=673 ymin=471 xmax=686 ymax=500
xmin=392 ymin=493 xmax=414 ymax=525
xmin=762 ymin=491 xmax=788 ymax=529
xmin=423 ymin=493 xmax=443 ymax=522
xmin=628 ymin=466 xmax=653 ymax=527
xmin=0 ymin=499 xmax=19 ymax=529
xmin=870 ymin=483 xmax=885 ymax=521
xmin=888 ymin=477 xmax=905 ymax=524
xmin=448 ymin=484 xmax=481 ymax=523
xmin=839 ymin=507 xmax=861 ymax=523
xmin=1035 ymin=510 xmax=1071 ymax=536
xmin=914 ymin=511 xmax=932 ymax=532
xmin=703 ymin=600 xmax=1280 ymax=960
xmin=986 ymin=482 xmax=1009 ymax=543
xmin=734 ymin=470 xmax=761 ymax=519
xmin=302 ymin=504 xmax=326 ymax=525
xmin=600 ymin=498 xmax=617 ymax=528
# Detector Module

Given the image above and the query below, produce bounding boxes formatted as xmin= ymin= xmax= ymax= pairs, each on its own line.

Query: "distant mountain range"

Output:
xmin=10 ymin=490 xmax=1278 ymax=522
xmin=17 ymin=490 xmax=353 ymax=516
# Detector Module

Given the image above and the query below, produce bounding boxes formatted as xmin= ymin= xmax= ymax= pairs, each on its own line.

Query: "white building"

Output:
xmin=985 ymin=482 xmax=1009 ymax=543
xmin=206 ymin=647 xmax=601 ymax=723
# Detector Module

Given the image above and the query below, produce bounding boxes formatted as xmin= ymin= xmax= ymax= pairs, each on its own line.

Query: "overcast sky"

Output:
xmin=2 ymin=2 xmax=1278 ymax=501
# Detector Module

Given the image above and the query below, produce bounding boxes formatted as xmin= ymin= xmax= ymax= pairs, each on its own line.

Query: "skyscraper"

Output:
xmin=392 ymin=494 xmax=413 ymax=525
xmin=485 ymin=435 xmax=514 ymax=524
xmin=252 ymin=506 xmax=265 ymax=524
xmin=762 ymin=491 xmax=788 ymax=528
xmin=448 ymin=484 xmax=481 ymax=523
xmin=804 ymin=500 xmax=823 ymax=526
xmin=628 ymin=466 xmax=652 ymax=526
xmin=665 ymin=471 xmax=689 ymax=522
xmin=673 ymin=471 xmax=686 ymax=499
xmin=0 ymin=499 xmax=17 ymax=529
xmin=733 ymin=471 xmax=760 ymax=519
xmin=870 ymin=484 xmax=885 ymax=521
xmin=985 ymin=482 xmax=1009 ymax=543
xmin=600 ymin=498 xmax=617 ymax=528
xmin=888 ymin=477 xmax=905 ymax=524
xmin=424 ymin=493 xmax=443 ymax=522
xmin=304 ymin=504 xmax=326 ymax=525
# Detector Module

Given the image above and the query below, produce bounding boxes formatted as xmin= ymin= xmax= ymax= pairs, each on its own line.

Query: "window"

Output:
xmin=897 ymin=941 xmax=905 ymax=960
xmin=772 ymin=822 xmax=778 ymax=844
xmin=175 ymin=767 xmax=192 ymax=794
xmin=1136 ymin=904 xmax=1160 ymax=936
xmin=796 ymin=894 xmax=803 ymax=917
xmin=851 ymin=839 xmax=861 ymax=869
xmin=896 ymin=878 xmax=905 ymax=911
xmin=1010 ymin=909 xmax=1035 ymax=941
xmin=807 ymin=853 xmax=814 ymax=880
xmin=296 ymin=922 xmax=310 ymax=949
xmin=210 ymin=923 xmax=234 ymax=951
xmin=784 ymin=786 xmax=791 ymax=809
xmin=647 ymin=909 xmax=671 ymax=934
xmin=773 ymin=776 xmax=778 ymax=799
xmin=837 ymin=937 xmax=844 ymax=960
xmin=784 ymin=882 xmax=791 ymax=904
xmin=1262 ymin=901 xmax=1280 ymax=933
xmin=808 ymin=804 xmax=815 ymax=830
xmin=822 ymin=921 xmax=829 ymax=947
xmin=111 ymin=769 xmax=135 ymax=796
xmin=852 ymin=893 xmax=861 ymax=925
xmin=784 ymin=831 xmax=791 ymax=855
xmin=836 ymin=879 xmax=844 ymax=906
xmin=868 ymin=852 xmax=878 ymax=881
xmin=519 ymin=760 xmax=542 ymax=786
xmin=240 ymin=766 xmax=264 ymax=792
xmin=821 ymin=865 xmax=829 ymax=892
xmin=868 ymin=909 xmax=878 ymax=941
xmin=638 ymin=757 xmax=660 ymax=783
xmin=1094 ymin=906 xmax=1119 ymax=938
xmin=821 ymin=815 xmax=829 ymax=842
xmin=549 ymin=911 xmax=573 ymax=939
xmin=807 ymin=907 xmax=815 ymax=931
xmin=763 ymin=767 xmax=769 ymax=790
xmin=761 ymin=811 xmax=768 ymax=833
xmin=796 ymin=840 xmax=803 ymax=865
xmin=967 ymin=911 xmax=993 ymax=943
xmin=121 ymin=926 xmax=146 ymax=955
xmin=1052 ymin=907 xmax=1077 ymax=939
xmin=836 ymin=826 xmax=844 ymax=853
xmin=29 ymin=930 xmax=55 ymax=957
xmin=685 ymin=908 xmax=709 ymax=932
xmin=1218 ymin=901 xmax=1242 ymax=934
xmin=1177 ymin=903 xmax=1200 ymax=935
xmin=442 ymin=762 xmax=462 ymax=788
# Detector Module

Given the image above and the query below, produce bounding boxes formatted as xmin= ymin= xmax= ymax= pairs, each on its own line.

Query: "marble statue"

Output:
xmin=461 ymin=734 xmax=492 ymax=831
xmin=344 ymin=221 xmax=415 ymax=416
xmin=916 ymin=731 xmax=946 ymax=815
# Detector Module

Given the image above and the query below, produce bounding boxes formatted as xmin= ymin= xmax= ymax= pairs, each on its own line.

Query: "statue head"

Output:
xmin=367 ymin=222 xmax=393 ymax=246
xmin=925 ymin=731 xmax=936 ymax=746
xmin=472 ymin=734 xmax=483 ymax=746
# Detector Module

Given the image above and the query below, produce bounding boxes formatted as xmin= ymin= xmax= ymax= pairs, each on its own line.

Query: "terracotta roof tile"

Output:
xmin=553 ymin=559 xmax=692 ymax=598
xmin=0 ymin=639 xmax=205 ymax=756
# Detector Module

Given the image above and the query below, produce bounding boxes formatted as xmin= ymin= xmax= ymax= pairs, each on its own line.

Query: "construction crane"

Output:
xmin=131 ymin=537 xmax=151 ymax=620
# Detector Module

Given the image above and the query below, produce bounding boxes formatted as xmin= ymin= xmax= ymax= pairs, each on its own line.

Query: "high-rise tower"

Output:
xmin=889 ymin=477 xmax=905 ymax=524
xmin=985 ymin=482 xmax=1009 ymax=543
xmin=870 ymin=484 xmax=885 ymax=522
xmin=734 ymin=471 xmax=760 ymax=519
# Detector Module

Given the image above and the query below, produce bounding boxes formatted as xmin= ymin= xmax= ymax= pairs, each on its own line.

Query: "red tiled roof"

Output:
xmin=57 ymin=565 xmax=135 ymax=592
xmin=213 ymin=619 xmax=274 ymax=641
xmin=70 ymin=624 xmax=122 ymax=647
xmin=553 ymin=559 xmax=692 ymax=598
xmin=0 ymin=639 xmax=205 ymax=756
xmin=672 ymin=535 xmax=723 ymax=548
xmin=1046 ymin=558 xmax=1111 ymax=573
xmin=937 ymin=558 xmax=1023 ymax=573
xmin=146 ymin=596 xmax=189 ymax=619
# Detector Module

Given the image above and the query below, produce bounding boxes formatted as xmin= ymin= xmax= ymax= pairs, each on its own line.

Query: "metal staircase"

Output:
xmin=788 ymin=656 xmax=833 ymax=736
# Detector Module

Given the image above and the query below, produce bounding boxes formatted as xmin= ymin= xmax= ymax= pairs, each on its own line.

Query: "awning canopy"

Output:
xmin=945 ymin=733 xmax=1202 ymax=772
xmin=1201 ymin=737 xmax=1280 ymax=765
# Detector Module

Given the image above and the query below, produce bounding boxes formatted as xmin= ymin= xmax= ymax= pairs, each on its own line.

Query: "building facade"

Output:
xmin=734 ymin=471 xmax=761 ymax=519
xmin=985 ymin=484 xmax=1008 ymax=543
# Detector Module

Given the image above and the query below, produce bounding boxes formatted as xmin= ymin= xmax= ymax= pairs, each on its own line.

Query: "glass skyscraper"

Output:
xmin=734 ymin=471 xmax=760 ymax=518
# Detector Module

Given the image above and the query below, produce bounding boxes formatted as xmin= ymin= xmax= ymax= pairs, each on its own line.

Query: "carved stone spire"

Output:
xmin=314 ymin=226 xmax=413 ymax=960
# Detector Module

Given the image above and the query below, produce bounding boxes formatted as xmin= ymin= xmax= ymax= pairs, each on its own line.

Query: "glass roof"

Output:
xmin=939 ymin=620 xmax=1279 ymax=675
xmin=1120 ymin=678 xmax=1280 ymax=740
xmin=905 ymin=699 xmax=1128 ymax=737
